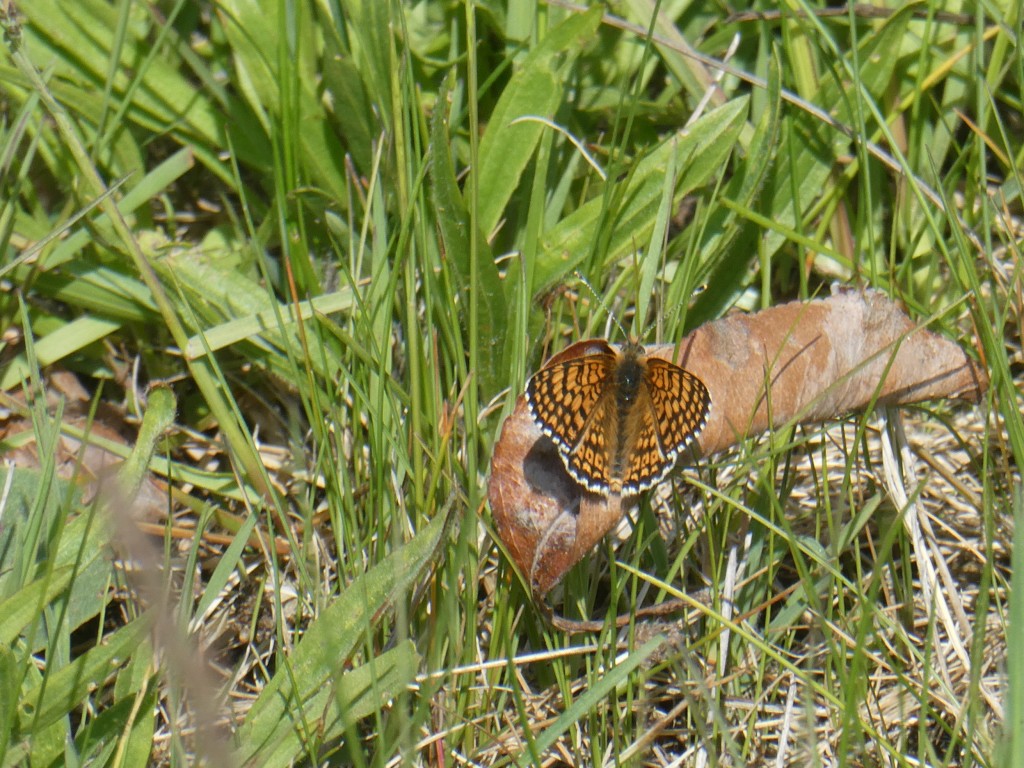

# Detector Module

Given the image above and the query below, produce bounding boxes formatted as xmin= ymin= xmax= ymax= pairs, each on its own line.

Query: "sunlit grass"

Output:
xmin=0 ymin=2 xmax=1020 ymax=766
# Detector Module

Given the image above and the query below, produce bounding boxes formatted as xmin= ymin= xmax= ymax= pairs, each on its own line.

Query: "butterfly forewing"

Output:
xmin=645 ymin=358 xmax=711 ymax=454
xmin=526 ymin=354 xmax=616 ymax=454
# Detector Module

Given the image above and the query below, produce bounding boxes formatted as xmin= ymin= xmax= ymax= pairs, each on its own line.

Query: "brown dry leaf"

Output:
xmin=488 ymin=288 xmax=987 ymax=598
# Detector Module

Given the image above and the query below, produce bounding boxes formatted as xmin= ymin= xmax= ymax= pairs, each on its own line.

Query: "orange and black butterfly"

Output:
xmin=526 ymin=340 xmax=710 ymax=496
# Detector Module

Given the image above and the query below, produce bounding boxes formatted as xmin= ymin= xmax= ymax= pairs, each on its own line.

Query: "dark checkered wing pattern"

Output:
xmin=526 ymin=344 xmax=711 ymax=496
xmin=526 ymin=353 xmax=618 ymax=492
xmin=617 ymin=357 xmax=710 ymax=494
xmin=645 ymin=357 xmax=711 ymax=454
xmin=619 ymin=396 xmax=670 ymax=494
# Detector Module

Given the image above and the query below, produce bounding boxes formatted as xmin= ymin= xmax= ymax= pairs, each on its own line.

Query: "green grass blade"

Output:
xmin=245 ymin=642 xmax=420 ymax=768
xmin=235 ymin=513 xmax=446 ymax=762
xmin=536 ymin=97 xmax=748 ymax=292
xmin=475 ymin=8 xmax=602 ymax=237
xmin=515 ymin=636 xmax=667 ymax=765
xmin=17 ymin=617 xmax=150 ymax=734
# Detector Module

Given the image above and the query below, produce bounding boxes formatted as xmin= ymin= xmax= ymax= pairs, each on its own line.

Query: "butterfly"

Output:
xmin=526 ymin=340 xmax=711 ymax=496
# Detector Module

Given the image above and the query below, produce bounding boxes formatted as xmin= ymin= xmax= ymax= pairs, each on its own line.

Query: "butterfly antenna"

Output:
xmin=573 ymin=271 xmax=632 ymax=342
xmin=645 ymin=276 xmax=709 ymax=348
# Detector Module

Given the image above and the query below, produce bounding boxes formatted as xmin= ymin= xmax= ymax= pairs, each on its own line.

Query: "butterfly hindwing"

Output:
xmin=564 ymin=386 xmax=617 ymax=493
xmin=620 ymin=386 xmax=671 ymax=494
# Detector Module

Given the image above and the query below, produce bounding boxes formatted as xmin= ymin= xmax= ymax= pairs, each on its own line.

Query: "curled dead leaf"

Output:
xmin=488 ymin=289 xmax=988 ymax=599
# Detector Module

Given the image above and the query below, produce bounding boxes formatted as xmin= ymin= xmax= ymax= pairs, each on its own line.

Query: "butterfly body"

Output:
xmin=526 ymin=340 xmax=711 ymax=496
